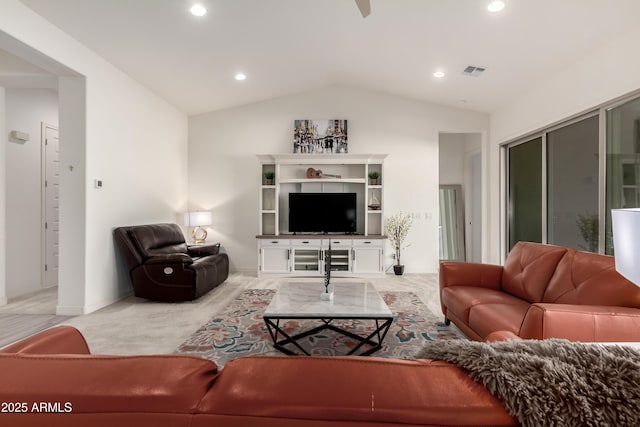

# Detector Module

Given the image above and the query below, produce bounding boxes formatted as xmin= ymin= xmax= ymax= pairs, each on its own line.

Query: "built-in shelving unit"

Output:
xmin=257 ymin=153 xmax=387 ymax=277
xmin=258 ymin=153 xmax=386 ymax=236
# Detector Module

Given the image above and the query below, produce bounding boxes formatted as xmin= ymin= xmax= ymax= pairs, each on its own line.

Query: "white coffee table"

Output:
xmin=263 ymin=282 xmax=393 ymax=356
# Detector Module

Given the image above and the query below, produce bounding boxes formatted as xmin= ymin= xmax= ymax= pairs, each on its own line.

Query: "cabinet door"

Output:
xmin=352 ymin=245 xmax=383 ymax=274
xmin=326 ymin=249 xmax=351 ymax=273
xmin=292 ymin=248 xmax=322 ymax=275
xmin=260 ymin=247 xmax=290 ymax=273
xmin=323 ymin=239 xmax=352 ymax=273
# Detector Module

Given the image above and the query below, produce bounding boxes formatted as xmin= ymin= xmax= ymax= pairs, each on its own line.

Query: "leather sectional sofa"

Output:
xmin=440 ymin=241 xmax=640 ymax=341
xmin=114 ymin=223 xmax=229 ymax=301
xmin=0 ymin=326 xmax=518 ymax=426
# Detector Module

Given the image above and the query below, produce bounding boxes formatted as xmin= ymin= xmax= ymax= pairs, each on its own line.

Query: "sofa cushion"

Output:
xmin=519 ymin=303 xmax=640 ymax=340
xmin=468 ymin=301 xmax=530 ymax=339
xmin=501 ymin=242 xmax=567 ymax=303
xmin=0 ymin=354 xmax=217 ymax=415
xmin=196 ymin=356 xmax=516 ymax=426
xmin=130 ymin=223 xmax=189 ymax=258
xmin=542 ymin=249 xmax=640 ymax=307
xmin=442 ymin=286 xmax=520 ymax=324
xmin=0 ymin=326 xmax=90 ymax=355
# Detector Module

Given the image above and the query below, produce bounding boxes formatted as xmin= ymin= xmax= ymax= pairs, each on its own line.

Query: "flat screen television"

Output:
xmin=289 ymin=192 xmax=357 ymax=234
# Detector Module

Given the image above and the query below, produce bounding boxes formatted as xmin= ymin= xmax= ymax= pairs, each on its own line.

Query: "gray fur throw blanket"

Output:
xmin=416 ymin=339 xmax=640 ymax=427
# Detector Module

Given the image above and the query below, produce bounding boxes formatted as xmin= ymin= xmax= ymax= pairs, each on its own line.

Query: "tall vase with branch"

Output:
xmin=385 ymin=212 xmax=413 ymax=275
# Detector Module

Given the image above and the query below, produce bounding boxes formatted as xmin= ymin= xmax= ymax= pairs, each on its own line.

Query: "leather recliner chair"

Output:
xmin=114 ymin=223 xmax=229 ymax=302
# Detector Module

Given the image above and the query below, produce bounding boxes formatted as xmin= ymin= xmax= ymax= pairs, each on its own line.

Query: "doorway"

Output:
xmin=438 ymin=132 xmax=483 ymax=262
xmin=0 ymin=37 xmax=86 ymax=315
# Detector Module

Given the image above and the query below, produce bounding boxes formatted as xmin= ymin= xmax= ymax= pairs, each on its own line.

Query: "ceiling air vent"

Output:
xmin=462 ymin=65 xmax=486 ymax=77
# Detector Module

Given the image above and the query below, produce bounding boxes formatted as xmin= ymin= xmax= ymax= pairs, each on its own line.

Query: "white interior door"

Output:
xmin=43 ymin=124 xmax=59 ymax=288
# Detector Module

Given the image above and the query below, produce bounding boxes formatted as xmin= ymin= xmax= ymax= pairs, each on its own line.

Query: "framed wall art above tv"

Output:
xmin=293 ymin=119 xmax=348 ymax=154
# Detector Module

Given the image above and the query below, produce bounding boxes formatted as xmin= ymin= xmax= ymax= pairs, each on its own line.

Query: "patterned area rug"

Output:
xmin=175 ymin=289 xmax=466 ymax=367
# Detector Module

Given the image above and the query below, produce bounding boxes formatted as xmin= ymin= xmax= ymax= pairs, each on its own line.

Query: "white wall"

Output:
xmin=0 ymin=86 xmax=6 ymax=305
xmin=439 ymin=133 xmax=465 ymax=185
xmin=4 ymin=89 xmax=58 ymax=298
xmin=488 ymin=26 xmax=640 ymax=263
xmin=0 ymin=1 xmax=189 ymax=313
xmin=189 ymin=85 xmax=489 ymax=274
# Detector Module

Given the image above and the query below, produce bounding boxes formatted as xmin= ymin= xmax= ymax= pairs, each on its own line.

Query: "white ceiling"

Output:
xmin=14 ymin=0 xmax=640 ymax=115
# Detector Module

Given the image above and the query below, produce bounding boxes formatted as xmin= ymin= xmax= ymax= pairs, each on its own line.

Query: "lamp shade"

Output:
xmin=611 ymin=208 xmax=640 ymax=286
xmin=184 ymin=211 xmax=212 ymax=227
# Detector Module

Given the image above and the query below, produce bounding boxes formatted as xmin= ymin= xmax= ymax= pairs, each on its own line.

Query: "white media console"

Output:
xmin=257 ymin=154 xmax=387 ymax=277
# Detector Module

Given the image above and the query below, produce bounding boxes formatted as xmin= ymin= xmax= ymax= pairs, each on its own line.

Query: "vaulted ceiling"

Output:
xmin=10 ymin=0 xmax=640 ymax=115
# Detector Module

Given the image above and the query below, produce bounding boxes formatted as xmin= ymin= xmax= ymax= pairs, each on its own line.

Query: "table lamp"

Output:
xmin=184 ymin=211 xmax=212 ymax=244
xmin=611 ymin=208 xmax=640 ymax=286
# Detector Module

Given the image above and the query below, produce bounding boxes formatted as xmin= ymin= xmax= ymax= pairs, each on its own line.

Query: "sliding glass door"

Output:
xmin=547 ymin=116 xmax=599 ymax=251
xmin=507 ymin=115 xmax=599 ymax=253
xmin=508 ymin=137 xmax=542 ymax=250
xmin=605 ymin=96 xmax=640 ymax=254
xmin=504 ymin=92 xmax=640 ymax=257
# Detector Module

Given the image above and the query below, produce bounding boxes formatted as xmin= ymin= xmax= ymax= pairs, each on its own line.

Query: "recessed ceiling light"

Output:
xmin=190 ymin=4 xmax=207 ymax=16
xmin=433 ymin=71 xmax=445 ymax=78
xmin=487 ymin=1 xmax=505 ymax=12
xmin=235 ymin=73 xmax=247 ymax=81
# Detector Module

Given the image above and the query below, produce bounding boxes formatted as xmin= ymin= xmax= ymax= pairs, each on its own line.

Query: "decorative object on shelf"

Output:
xmin=321 ymin=241 xmax=334 ymax=300
xmin=368 ymin=193 xmax=381 ymax=210
xmin=385 ymin=212 xmax=413 ymax=275
xmin=305 ymin=167 xmax=342 ymax=179
xmin=184 ymin=210 xmax=212 ymax=244
xmin=368 ymin=171 xmax=380 ymax=185
xmin=294 ymin=120 xmax=348 ymax=154
xmin=264 ymin=171 xmax=275 ymax=185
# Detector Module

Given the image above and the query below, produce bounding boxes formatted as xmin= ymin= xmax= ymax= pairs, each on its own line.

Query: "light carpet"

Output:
xmin=176 ymin=288 xmax=466 ymax=368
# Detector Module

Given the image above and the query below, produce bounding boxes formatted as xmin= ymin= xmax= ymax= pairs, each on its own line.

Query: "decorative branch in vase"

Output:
xmin=321 ymin=241 xmax=333 ymax=300
xmin=384 ymin=212 xmax=413 ymax=275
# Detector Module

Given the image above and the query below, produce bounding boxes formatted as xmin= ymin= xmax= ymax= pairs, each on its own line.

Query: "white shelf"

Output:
xmin=280 ymin=178 xmax=366 ymax=184
xmin=258 ymin=153 xmax=386 ymax=240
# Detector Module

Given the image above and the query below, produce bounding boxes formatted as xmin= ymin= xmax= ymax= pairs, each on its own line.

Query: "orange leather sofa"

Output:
xmin=0 ymin=326 xmax=517 ymax=426
xmin=440 ymin=241 xmax=640 ymax=342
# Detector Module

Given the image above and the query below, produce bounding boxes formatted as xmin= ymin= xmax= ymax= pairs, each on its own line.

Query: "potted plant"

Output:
xmin=264 ymin=171 xmax=275 ymax=185
xmin=384 ymin=212 xmax=413 ymax=275
xmin=368 ymin=171 xmax=380 ymax=185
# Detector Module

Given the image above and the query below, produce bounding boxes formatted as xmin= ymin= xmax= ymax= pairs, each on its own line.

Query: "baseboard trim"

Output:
xmin=83 ymin=289 xmax=134 ymax=315
xmin=232 ymin=267 xmax=257 ymax=275
xmin=0 ymin=295 xmax=7 ymax=306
